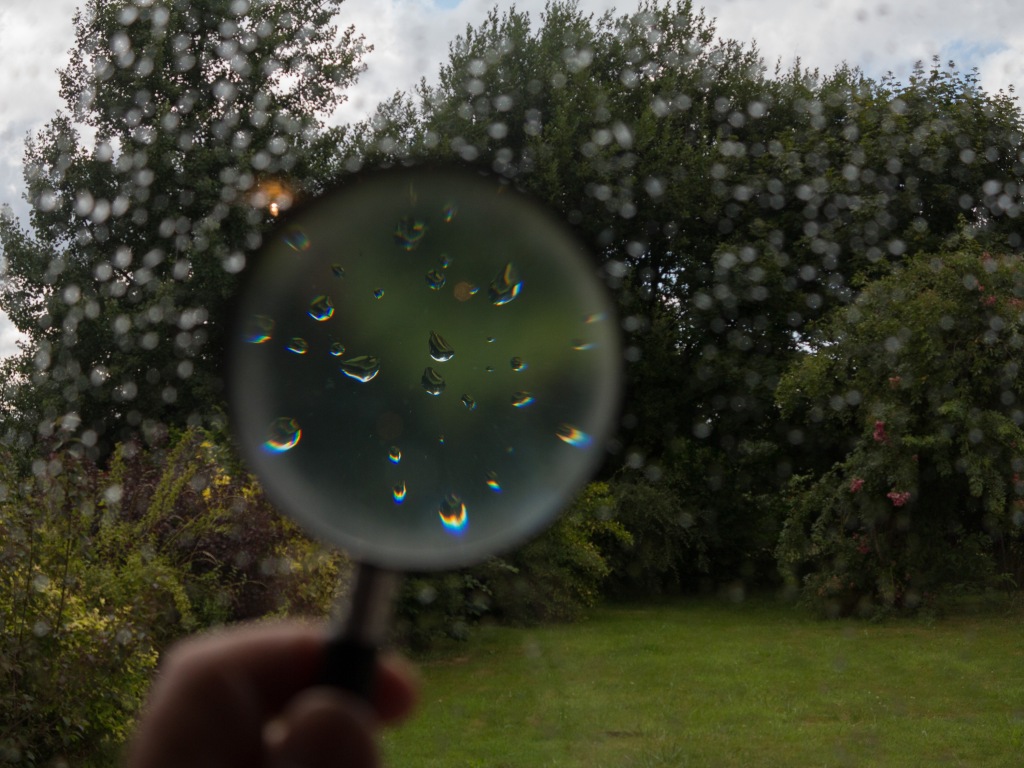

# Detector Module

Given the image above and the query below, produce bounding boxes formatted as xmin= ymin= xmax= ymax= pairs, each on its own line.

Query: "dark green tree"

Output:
xmin=344 ymin=0 xmax=1023 ymax=588
xmin=0 ymin=0 xmax=369 ymax=457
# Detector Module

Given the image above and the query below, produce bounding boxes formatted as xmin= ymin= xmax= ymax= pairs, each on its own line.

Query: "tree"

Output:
xmin=346 ymin=0 xmax=1024 ymax=589
xmin=0 ymin=0 xmax=369 ymax=458
xmin=776 ymin=243 xmax=1024 ymax=614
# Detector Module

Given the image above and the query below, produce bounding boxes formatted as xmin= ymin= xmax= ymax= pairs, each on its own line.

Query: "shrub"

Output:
xmin=776 ymin=247 xmax=1024 ymax=615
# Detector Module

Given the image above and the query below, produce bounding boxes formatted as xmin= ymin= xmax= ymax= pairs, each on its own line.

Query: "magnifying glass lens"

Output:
xmin=229 ymin=166 xmax=621 ymax=571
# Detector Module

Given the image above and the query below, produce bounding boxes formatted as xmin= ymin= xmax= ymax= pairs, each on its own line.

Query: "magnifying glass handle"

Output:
xmin=321 ymin=564 xmax=402 ymax=698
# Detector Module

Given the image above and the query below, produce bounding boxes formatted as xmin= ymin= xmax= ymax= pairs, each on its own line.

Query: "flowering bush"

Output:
xmin=776 ymin=246 xmax=1024 ymax=615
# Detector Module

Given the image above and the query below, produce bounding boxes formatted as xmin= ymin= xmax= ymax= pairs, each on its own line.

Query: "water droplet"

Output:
xmin=485 ymin=365 xmax=495 ymax=373
xmin=284 ymin=227 xmax=311 ymax=252
xmin=308 ymin=295 xmax=334 ymax=322
xmin=421 ymin=367 xmax=446 ymax=395
xmin=461 ymin=394 xmax=477 ymax=411
xmin=332 ymin=263 xmax=345 ymax=278
xmin=571 ymin=339 xmax=597 ymax=351
xmin=393 ymin=481 xmax=408 ymax=504
xmin=340 ymin=355 xmax=380 ymax=382
xmin=486 ymin=336 xmax=496 ymax=344
xmin=556 ymin=424 xmax=592 ymax=447
xmin=393 ymin=217 xmax=426 ymax=250
xmin=439 ymin=493 xmax=468 ymax=534
xmin=584 ymin=312 xmax=606 ymax=324
xmin=438 ymin=434 xmax=445 ymax=445
xmin=453 ymin=281 xmax=476 ymax=301
xmin=329 ymin=341 xmax=346 ymax=357
xmin=287 ymin=337 xmax=309 ymax=355
xmin=388 ymin=446 xmax=402 ymax=464
xmin=263 ymin=417 xmax=302 ymax=453
xmin=428 ymin=330 xmax=455 ymax=362
xmin=440 ymin=254 xmax=453 ymax=268
xmin=511 ymin=391 xmax=535 ymax=408
xmin=373 ymin=288 xmax=385 ymax=300
xmin=442 ymin=203 xmax=457 ymax=223
xmin=510 ymin=356 xmax=527 ymax=372
xmin=425 ymin=269 xmax=447 ymax=290
xmin=489 ymin=262 xmax=522 ymax=306
xmin=244 ymin=315 xmax=274 ymax=344
xmin=485 ymin=470 xmax=501 ymax=492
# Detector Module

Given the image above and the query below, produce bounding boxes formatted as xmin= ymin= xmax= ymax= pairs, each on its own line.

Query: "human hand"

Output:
xmin=126 ymin=622 xmax=417 ymax=768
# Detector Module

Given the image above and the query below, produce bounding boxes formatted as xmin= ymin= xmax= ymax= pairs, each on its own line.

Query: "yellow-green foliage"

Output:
xmin=0 ymin=428 xmax=348 ymax=765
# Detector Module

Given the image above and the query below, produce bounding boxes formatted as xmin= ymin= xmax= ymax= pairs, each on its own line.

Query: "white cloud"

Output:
xmin=1 ymin=0 xmax=1022 ymax=359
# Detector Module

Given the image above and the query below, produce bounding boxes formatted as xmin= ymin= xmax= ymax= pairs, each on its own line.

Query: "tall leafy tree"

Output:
xmin=345 ymin=0 xmax=1023 ymax=587
xmin=0 ymin=0 xmax=369 ymax=457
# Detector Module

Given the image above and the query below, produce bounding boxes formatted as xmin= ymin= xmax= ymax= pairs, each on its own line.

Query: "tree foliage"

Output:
xmin=347 ymin=0 xmax=1024 ymax=591
xmin=0 ymin=0 xmax=369 ymax=458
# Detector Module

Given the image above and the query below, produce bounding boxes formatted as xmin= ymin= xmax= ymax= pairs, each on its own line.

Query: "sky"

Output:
xmin=1 ymin=0 xmax=1022 ymax=357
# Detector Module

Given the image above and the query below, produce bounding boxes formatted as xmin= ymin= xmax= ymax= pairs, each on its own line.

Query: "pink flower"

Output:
xmin=873 ymin=420 xmax=889 ymax=444
xmin=982 ymin=295 xmax=997 ymax=307
xmin=887 ymin=490 xmax=911 ymax=507
xmin=849 ymin=477 xmax=865 ymax=493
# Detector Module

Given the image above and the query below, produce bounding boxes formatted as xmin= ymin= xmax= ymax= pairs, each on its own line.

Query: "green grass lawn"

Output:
xmin=382 ymin=597 xmax=1024 ymax=767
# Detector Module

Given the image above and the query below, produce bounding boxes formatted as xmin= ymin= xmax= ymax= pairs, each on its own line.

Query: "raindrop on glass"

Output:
xmin=439 ymin=493 xmax=468 ymax=534
xmin=393 ymin=217 xmax=426 ymax=250
xmin=263 ymin=417 xmax=302 ymax=453
xmin=331 ymin=263 xmax=345 ymax=278
xmin=511 ymin=391 xmax=535 ymax=408
xmin=308 ymin=295 xmax=334 ymax=322
xmin=393 ymin=481 xmax=408 ymax=504
xmin=329 ymin=341 xmax=346 ymax=357
xmin=489 ymin=262 xmax=522 ymax=306
xmin=339 ymin=355 xmax=380 ymax=382
xmin=556 ymin=423 xmax=592 ymax=447
xmin=442 ymin=203 xmax=457 ymax=223
xmin=244 ymin=315 xmax=274 ymax=344
xmin=510 ymin=356 xmax=527 ymax=372
xmin=373 ymin=288 xmax=385 ymax=300
xmin=422 ymin=367 xmax=446 ymax=395
xmin=461 ymin=394 xmax=477 ymax=411
xmin=571 ymin=339 xmax=597 ymax=351
xmin=485 ymin=470 xmax=501 ymax=492
xmin=388 ymin=446 xmax=402 ymax=464
xmin=428 ymin=330 xmax=455 ymax=362
xmin=287 ymin=337 xmax=309 ymax=355
xmin=426 ymin=269 xmax=447 ymax=291
xmin=284 ymin=227 xmax=311 ymax=252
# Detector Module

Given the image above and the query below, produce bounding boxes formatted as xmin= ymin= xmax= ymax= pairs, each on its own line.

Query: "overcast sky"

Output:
xmin=1 ymin=0 xmax=1022 ymax=357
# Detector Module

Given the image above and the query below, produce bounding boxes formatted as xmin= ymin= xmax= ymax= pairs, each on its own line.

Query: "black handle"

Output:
xmin=320 ymin=564 xmax=401 ymax=699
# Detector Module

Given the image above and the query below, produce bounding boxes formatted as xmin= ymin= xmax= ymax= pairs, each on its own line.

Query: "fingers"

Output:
xmin=265 ymin=688 xmax=378 ymax=768
xmin=126 ymin=622 xmax=420 ymax=768
xmin=372 ymin=653 xmax=419 ymax=725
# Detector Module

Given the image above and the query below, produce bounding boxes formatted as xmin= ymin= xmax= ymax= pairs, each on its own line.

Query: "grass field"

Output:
xmin=382 ymin=596 xmax=1024 ymax=767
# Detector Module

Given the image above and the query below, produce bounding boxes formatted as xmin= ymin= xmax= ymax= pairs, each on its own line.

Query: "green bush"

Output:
xmin=776 ymin=247 xmax=1024 ymax=615
xmin=0 ymin=429 xmax=347 ymax=765
xmin=392 ymin=483 xmax=630 ymax=649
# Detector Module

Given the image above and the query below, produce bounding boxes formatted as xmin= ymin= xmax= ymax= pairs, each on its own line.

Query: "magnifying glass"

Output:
xmin=227 ymin=164 xmax=621 ymax=694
